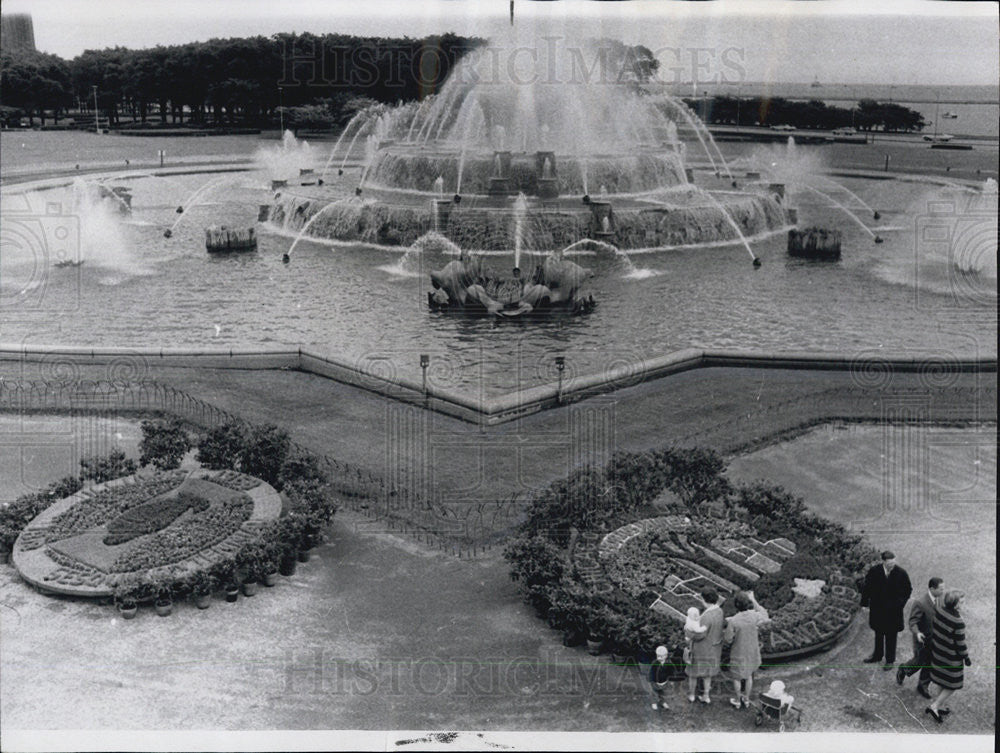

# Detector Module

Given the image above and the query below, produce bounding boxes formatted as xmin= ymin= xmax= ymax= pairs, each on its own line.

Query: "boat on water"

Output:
xmin=941 ymin=112 xmax=958 ymax=119
xmin=53 ymin=259 xmax=84 ymax=268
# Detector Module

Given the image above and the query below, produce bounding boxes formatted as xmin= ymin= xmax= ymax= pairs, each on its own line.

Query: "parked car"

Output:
xmin=832 ymin=127 xmax=857 ymax=136
xmin=770 ymin=124 xmax=796 ymax=132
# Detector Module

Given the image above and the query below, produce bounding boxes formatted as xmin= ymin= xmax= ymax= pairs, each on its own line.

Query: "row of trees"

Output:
xmin=1 ymin=32 xmax=483 ymax=127
xmin=688 ymin=95 xmax=926 ymax=132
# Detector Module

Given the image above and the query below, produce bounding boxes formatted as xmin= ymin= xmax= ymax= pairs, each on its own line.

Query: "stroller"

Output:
xmin=752 ymin=680 xmax=803 ymax=732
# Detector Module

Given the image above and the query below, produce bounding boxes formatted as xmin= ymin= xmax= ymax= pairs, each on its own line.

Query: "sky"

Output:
xmin=2 ymin=0 xmax=997 ymax=86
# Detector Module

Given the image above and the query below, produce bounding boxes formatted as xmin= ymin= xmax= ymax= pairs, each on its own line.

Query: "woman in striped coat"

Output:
xmin=926 ymin=590 xmax=972 ymax=723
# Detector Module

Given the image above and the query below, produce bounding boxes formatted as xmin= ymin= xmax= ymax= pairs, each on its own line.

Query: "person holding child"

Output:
xmin=687 ymin=589 xmax=725 ymax=704
xmin=723 ymin=590 xmax=771 ymax=708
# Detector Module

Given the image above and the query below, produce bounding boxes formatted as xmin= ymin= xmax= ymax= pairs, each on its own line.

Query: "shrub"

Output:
xmin=504 ymin=534 xmax=567 ymax=615
xmin=196 ymin=422 xmax=249 ymax=471
xmin=140 ymin=418 xmax=192 ymax=470
xmin=79 ymin=449 xmax=137 ymax=483
xmin=239 ymin=424 xmax=290 ymax=485
xmin=0 ymin=476 xmax=84 ymax=552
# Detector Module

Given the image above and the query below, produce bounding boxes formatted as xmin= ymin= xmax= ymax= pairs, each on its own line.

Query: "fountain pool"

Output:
xmin=1 ymin=155 xmax=995 ymax=396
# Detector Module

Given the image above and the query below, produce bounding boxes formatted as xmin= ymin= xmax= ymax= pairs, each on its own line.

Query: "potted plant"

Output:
xmin=186 ymin=569 xmax=215 ymax=609
xmin=236 ymin=543 xmax=262 ymax=596
xmin=112 ymin=574 xmax=144 ymax=620
xmin=225 ymin=581 xmax=241 ymax=602
xmin=209 ymin=557 xmax=240 ymax=603
xmin=260 ymin=539 xmax=281 ymax=587
xmin=152 ymin=572 xmax=175 ymax=617
xmin=277 ymin=516 xmax=305 ymax=571
xmin=585 ymin=601 xmax=608 ymax=655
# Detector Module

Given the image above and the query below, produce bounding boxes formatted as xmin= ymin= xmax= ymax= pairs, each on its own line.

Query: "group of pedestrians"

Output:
xmin=860 ymin=551 xmax=972 ymax=724
xmin=645 ymin=550 xmax=974 ymax=727
xmin=648 ymin=587 xmax=771 ymax=711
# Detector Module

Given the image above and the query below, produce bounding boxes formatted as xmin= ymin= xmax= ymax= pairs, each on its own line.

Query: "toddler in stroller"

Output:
xmin=754 ymin=680 xmax=802 ymax=732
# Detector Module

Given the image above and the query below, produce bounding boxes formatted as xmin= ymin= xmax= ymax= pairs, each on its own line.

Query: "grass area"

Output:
xmin=728 ymin=422 xmax=997 ymax=733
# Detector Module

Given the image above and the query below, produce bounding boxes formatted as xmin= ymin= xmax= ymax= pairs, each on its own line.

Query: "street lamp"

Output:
xmin=420 ymin=354 xmax=430 ymax=405
xmin=91 ymin=85 xmax=99 ymax=133
xmin=555 ymin=356 xmax=566 ymax=404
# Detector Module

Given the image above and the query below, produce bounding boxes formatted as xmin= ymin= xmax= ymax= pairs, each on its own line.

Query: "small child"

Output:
xmin=763 ymin=680 xmax=794 ymax=709
xmin=683 ymin=607 xmax=707 ymax=664
xmin=648 ymin=645 xmax=671 ymax=711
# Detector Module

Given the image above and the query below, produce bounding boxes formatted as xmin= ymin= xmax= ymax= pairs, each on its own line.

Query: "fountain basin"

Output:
xmin=269 ymin=186 xmax=789 ymax=251
xmin=364 ymin=147 xmax=687 ymax=196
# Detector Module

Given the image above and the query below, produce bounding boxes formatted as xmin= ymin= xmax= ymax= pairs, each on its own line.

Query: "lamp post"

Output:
xmin=420 ymin=354 xmax=430 ymax=405
xmin=555 ymin=356 xmax=566 ymax=404
xmin=92 ymin=85 xmax=99 ymax=133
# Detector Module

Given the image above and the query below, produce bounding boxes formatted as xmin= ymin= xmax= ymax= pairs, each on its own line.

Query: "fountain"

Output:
xmin=268 ymin=35 xmax=790 ymax=258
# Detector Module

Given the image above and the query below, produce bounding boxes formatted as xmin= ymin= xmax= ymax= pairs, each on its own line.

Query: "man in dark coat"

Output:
xmin=860 ymin=550 xmax=912 ymax=669
xmin=896 ymin=576 xmax=945 ymax=697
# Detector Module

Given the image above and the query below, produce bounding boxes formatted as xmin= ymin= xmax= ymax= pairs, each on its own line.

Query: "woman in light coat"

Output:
xmin=724 ymin=591 xmax=771 ymax=708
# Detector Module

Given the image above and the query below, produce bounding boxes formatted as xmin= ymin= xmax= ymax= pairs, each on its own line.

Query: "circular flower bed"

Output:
xmin=12 ymin=469 xmax=280 ymax=596
xmin=597 ymin=516 xmax=860 ymax=658
xmin=504 ymin=447 xmax=878 ymax=661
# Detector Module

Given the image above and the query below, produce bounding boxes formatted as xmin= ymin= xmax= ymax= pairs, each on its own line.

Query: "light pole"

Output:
xmin=92 ymin=85 xmax=99 ymax=133
xmin=555 ymin=356 xmax=566 ymax=404
xmin=420 ymin=354 xmax=430 ymax=406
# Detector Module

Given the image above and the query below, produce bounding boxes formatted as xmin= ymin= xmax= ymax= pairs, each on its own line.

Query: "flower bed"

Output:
xmin=109 ymin=491 xmax=254 ymax=572
xmin=12 ymin=469 xmax=279 ymax=596
xmin=38 ymin=473 xmax=188 ymax=547
xmin=504 ymin=447 xmax=876 ymax=662
xmin=103 ymin=491 xmax=212 ymax=546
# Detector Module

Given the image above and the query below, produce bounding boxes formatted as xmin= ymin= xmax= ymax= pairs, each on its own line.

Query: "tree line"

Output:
xmin=686 ymin=95 xmax=926 ymax=133
xmin=0 ymin=32 xmax=483 ymax=127
xmin=1 ymin=33 xmax=925 ymax=134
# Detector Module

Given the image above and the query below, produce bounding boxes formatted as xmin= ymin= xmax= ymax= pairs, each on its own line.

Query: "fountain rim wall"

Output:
xmin=1 ymin=344 xmax=994 ymax=426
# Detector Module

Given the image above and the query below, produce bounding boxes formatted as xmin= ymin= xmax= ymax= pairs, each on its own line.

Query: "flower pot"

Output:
xmin=118 ymin=603 xmax=138 ymax=620
xmin=262 ymin=571 xmax=279 ymax=587
xmin=154 ymin=599 xmax=173 ymax=617
xmin=241 ymin=581 xmax=259 ymax=597
xmin=297 ymin=548 xmax=312 ymax=563
xmin=279 ymin=556 xmax=298 ymax=576
xmin=586 ymin=638 xmax=604 ymax=656
xmin=225 ymin=585 xmax=240 ymax=602
xmin=194 ymin=592 xmax=212 ymax=609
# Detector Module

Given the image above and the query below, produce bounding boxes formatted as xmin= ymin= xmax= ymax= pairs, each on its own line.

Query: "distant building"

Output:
xmin=1 ymin=13 xmax=37 ymax=54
